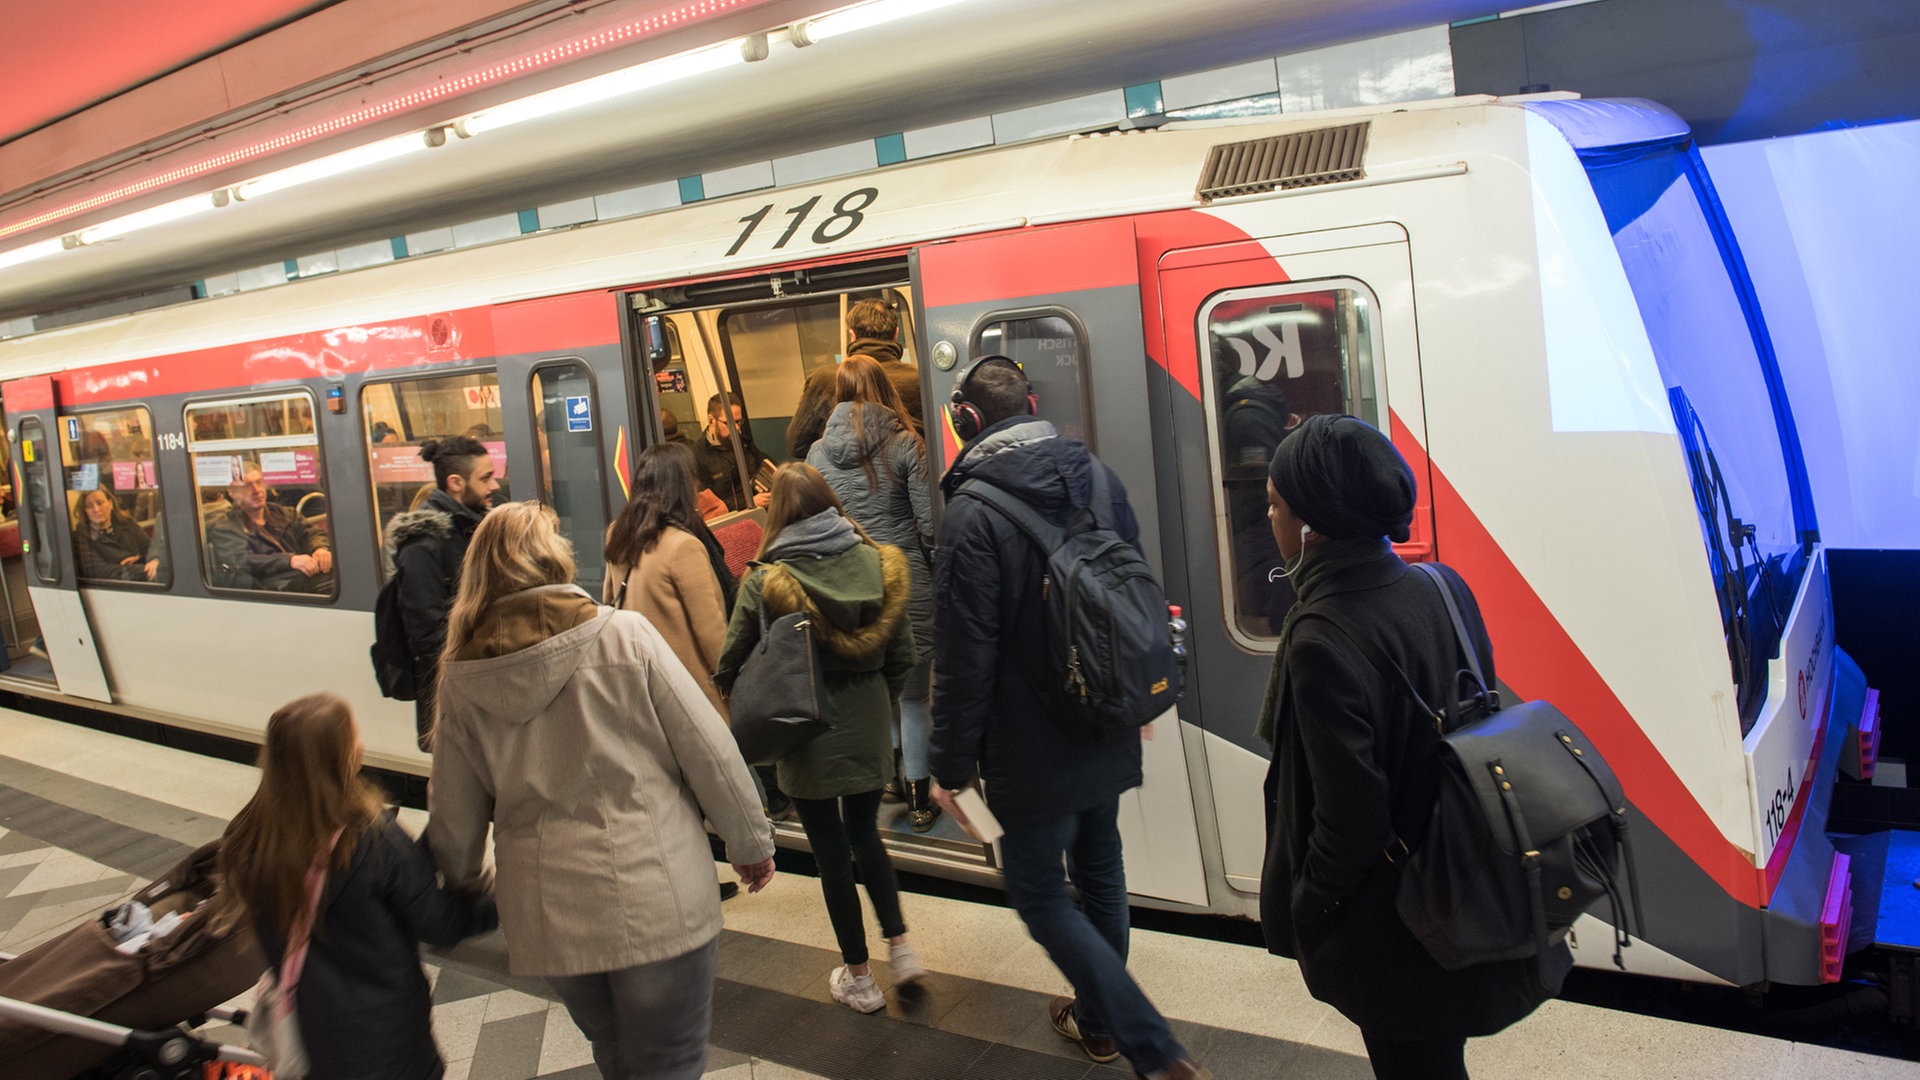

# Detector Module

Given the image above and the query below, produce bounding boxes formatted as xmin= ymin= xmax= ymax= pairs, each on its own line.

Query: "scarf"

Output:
xmin=762 ymin=508 xmax=860 ymax=563
xmin=1254 ymin=536 xmax=1393 ymax=750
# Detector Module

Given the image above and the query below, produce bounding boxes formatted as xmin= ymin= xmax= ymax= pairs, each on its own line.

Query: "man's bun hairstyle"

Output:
xmin=420 ymin=434 xmax=490 ymax=490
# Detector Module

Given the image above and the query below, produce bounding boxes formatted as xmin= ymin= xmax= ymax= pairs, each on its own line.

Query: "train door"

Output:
xmin=1152 ymin=223 xmax=1430 ymax=894
xmin=496 ymin=356 xmax=614 ymax=602
xmin=914 ymin=219 xmax=1209 ymax=907
xmin=0 ymin=375 xmax=114 ymax=701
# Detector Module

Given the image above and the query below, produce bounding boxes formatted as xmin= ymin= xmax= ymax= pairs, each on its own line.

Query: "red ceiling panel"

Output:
xmin=0 ymin=1 xmax=339 ymax=144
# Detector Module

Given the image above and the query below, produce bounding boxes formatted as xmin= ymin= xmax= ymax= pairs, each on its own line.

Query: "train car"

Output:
xmin=0 ymin=93 xmax=1888 ymax=992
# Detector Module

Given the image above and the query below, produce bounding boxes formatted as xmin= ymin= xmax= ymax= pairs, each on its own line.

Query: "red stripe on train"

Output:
xmin=918 ymin=218 xmax=1141 ymax=309
xmin=44 ymin=292 xmax=620 ymax=407
xmin=1401 ymin=425 xmax=1766 ymax=908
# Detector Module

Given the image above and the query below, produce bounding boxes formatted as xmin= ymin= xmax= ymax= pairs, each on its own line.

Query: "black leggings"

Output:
xmin=790 ymin=789 xmax=906 ymax=966
xmin=1361 ymin=1032 xmax=1468 ymax=1080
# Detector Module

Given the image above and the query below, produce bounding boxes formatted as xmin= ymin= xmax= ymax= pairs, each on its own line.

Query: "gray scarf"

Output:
xmin=762 ymin=508 xmax=859 ymax=562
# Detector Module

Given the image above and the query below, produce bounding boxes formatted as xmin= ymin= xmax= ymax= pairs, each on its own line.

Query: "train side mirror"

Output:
xmin=643 ymin=316 xmax=672 ymax=372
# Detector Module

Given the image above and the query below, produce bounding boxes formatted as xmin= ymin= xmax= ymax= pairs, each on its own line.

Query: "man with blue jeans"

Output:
xmin=929 ymin=357 xmax=1210 ymax=1080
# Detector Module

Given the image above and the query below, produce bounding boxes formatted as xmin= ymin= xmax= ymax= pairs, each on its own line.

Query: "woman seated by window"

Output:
xmin=76 ymin=488 xmax=164 ymax=583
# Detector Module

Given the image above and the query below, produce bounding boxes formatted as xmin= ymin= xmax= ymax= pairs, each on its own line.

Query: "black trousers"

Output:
xmin=1361 ymin=1032 xmax=1468 ymax=1080
xmin=790 ymin=789 xmax=906 ymax=966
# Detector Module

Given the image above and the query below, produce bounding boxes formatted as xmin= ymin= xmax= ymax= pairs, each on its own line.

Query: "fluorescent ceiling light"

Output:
xmin=794 ymin=0 xmax=969 ymax=45
xmin=458 ymin=42 xmax=738 ymax=137
xmin=0 ymin=238 xmax=66 ymax=271
xmin=74 ymin=194 xmax=220 ymax=245
xmin=234 ymin=135 xmax=430 ymax=201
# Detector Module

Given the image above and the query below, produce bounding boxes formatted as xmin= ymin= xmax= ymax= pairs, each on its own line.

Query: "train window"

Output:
xmin=1199 ymin=282 xmax=1381 ymax=644
xmin=974 ymin=310 xmax=1092 ymax=446
xmin=362 ymin=371 xmax=506 ymax=566
xmin=59 ymin=406 xmax=169 ymax=586
xmin=184 ymin=392 xmax=336 ymax=598
xmin=531 ymin=362 xmax=608 ymax=600
xmin=18 ymin=419 xmax=58 ymax=583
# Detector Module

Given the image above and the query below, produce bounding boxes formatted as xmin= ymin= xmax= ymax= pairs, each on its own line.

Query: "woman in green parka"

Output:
xmin=716 ymin=463 xmax=925 ymax=1014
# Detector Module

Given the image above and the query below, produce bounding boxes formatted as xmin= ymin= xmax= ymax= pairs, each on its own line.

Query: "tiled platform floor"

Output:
xmin=3 ymin=706 xmax=1917 ymax=1079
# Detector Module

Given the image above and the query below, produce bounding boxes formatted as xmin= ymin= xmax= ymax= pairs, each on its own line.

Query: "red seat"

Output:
xmin=711 ymin=515 xmax=763 ymax=581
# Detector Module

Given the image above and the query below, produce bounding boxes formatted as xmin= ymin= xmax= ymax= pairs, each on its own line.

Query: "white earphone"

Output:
xmin=1274 ymin=524 xmax=1314 ymax=580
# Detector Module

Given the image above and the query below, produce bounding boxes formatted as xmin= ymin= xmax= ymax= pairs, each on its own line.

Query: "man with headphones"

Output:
xmin=928 ymin=356 xmax=1210 ymax=1080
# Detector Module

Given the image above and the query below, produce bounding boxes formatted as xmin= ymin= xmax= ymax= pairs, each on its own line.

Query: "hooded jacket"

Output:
xmin=928 ymin=417 xmax=1145 ymax=825
xmin=384 ymin=489 xmax=483 ymax=683
xmin=426 ymin=584 xmax=773 ymax=978
xmin=715 ymin=522 xmax=916 ymax=800
xmin=806 ymin=401 xmax=934 ymax=659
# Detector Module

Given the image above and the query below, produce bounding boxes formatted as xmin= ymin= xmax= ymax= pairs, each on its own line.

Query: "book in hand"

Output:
xmin=951 ymin=786 xmax=1003 ymax=844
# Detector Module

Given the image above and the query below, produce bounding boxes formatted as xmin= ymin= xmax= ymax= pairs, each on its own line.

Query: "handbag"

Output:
xmin=245 ymin=831 xmax=338 ymax=1077
xmin=1312 ymin=563 xmax=1641 ymax=985
xmin=727 ymin=605 xmax=830 ymax=765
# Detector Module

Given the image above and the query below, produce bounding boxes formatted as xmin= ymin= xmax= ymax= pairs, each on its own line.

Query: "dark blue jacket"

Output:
xmin=929 ymin=417 xmax=1144 ymax=825
xmin=255 ymin=812 xmax=496 ymax=1080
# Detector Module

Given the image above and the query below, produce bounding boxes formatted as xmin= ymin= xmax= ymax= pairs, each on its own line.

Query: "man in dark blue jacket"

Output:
xmin=929 ymin=357 xmax=1208 ymax=1080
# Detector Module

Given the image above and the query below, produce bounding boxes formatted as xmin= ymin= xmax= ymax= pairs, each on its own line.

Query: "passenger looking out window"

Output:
xmin=693 ymin=392 xmax=772 ymax=514
xmin=208 ymin=464 xmax=334 ymax=593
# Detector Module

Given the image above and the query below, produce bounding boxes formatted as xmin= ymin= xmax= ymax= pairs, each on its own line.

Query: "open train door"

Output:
xmin=2 ymin=375 xmax=114 ymax=702
xmin=912 ymin=219 xmax=1208 ymax=907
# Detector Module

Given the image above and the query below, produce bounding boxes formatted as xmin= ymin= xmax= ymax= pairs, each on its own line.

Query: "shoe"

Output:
xmin=906 ymin=778 xmax=941 ymax=833
xmin=1137 ymin=1061 xmax=1213 ymax=1080
xmin=888 ymin=940 xmax=926 ymax=985
xmin=718 ymin=881 xmax=739 ymax=901
xmin=1047 ymin=995 xmax=1119 ymax=1064
xmin=829 ymin=965 xmax=886 ymax=1014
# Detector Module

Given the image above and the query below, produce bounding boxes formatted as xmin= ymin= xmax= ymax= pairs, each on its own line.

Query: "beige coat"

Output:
xmin=427 ymin=584 xmax=773 ymax=978
xmin=603 ymin=526 xmax=728 ymax=718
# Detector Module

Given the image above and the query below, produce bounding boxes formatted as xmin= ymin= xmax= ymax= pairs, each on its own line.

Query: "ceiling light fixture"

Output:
xmin=73 ymin=194 xmax=221 ymax=246
xmin=232 ymin=134 xmax=432 ymax=201
xmin=790 ymin=0 xmax=970 ymax=47
xmin=0 ymin=238 xmax=66 ymax=272
xmin=455 ymin=41 xmax=738 ymax=137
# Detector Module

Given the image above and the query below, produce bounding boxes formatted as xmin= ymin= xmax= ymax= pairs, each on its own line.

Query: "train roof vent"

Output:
xmin=1196 ymin=122 xmax=1369 ymax=201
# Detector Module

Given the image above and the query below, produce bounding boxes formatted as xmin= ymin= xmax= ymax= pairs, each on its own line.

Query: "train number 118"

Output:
xmin=726 ymin=188 xmax=878 ymax=257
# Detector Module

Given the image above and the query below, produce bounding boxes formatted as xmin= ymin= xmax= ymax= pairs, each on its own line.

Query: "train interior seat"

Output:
xmin=709 ymin=509 xmax=765 ymax=581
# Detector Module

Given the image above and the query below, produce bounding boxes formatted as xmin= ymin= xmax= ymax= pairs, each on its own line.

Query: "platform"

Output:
xmin=1 ymin=707 xmax=1913 ymax=1080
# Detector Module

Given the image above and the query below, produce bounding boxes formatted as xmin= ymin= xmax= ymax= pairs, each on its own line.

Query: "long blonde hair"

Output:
xmin=440 ymin=500 xmax=575 ymax=662
xmin=217 ymin=693 xmax=384 ymax=940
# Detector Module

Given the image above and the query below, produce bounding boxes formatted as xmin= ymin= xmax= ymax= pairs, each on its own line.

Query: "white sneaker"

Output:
xmin=828 ymin=965 xmax=886 ymax=1014
xmin=888 ymin=940 xmax=926 ymax=985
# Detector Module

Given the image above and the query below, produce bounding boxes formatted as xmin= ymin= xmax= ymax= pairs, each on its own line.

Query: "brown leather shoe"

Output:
xmin=1047 ymin=995 xmax=1120 ymax=1063
xmin=1136 ymin=1060 xmax=1214 ymax=1080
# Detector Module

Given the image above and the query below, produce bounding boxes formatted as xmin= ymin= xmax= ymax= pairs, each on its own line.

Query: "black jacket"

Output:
xmin=1259 ymin=552 xmax=1568 ymax=1039
xmin=77 ymin=516 xmax=151 ymax=581
xmin=692 ymin=432 xmax=769 ymax=513
xmin=386 ymin=491 xmax=483 ymax=680
xmin=254 ymin=812 xmax=497 ymax=1080
xmin=929 ymin=417 xmax=1143 ymax=825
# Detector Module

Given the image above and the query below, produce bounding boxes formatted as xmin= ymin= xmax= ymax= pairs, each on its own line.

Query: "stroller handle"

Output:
xmin=0 ymin=993 xmax=268 ymax=1067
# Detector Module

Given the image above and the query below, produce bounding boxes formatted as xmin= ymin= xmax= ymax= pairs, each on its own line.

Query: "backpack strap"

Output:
xmin=954 ymin=478 xmax=1067 ymax=554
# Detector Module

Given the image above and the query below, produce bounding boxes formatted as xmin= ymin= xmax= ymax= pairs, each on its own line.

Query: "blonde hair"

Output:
xmin=438 ymin=500 xmax=575 ymax=679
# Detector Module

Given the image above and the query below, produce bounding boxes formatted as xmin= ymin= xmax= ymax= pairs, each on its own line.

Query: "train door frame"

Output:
xmin=912 ymin=218 xmax=1210 ymax=908
xmin=1150 ymin=223 xmax=1428 ymax=895
xmin=1 ymin=374 xmax=115 ymax=701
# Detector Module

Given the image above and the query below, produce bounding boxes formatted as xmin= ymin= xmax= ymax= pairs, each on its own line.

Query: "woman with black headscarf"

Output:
xmin=1256 ymin=415 xmax=1567 ymax=1080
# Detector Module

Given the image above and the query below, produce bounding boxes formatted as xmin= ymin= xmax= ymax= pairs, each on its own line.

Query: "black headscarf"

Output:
xmin=1266 ymin=414 xmax=1416 ymax=542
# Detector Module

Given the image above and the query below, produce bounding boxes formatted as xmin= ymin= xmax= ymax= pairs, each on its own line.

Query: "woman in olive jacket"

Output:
xmin=716 ymin=463 xmax=923 ymax=1014
xmin=1257 ymin=416 xmax=1567 ymax=1080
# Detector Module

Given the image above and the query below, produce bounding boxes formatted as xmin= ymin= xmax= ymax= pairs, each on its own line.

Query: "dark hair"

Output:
xmin=606 ymin=442 xmax=708 ymax=567
xmin=846 ymin=298 xmax=899 ymax=341
xmin=420 ymin=435 xmax=489 ymax=491
xmin=835 ymin=355 xmax=924 ymax=492
xmin=966 ymin=361 xmax=1034 ymax=429
xmin=706 ymin=391 xmax=744 ymax=419
xmin=787 ymin=365 xmax=838 ymax=460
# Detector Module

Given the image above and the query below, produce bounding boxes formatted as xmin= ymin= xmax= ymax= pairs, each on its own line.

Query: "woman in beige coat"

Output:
xmin=603 ymin=442 xmax=733 ymax=717
xmin=426 ymin=502 xmax=774 ymax=1080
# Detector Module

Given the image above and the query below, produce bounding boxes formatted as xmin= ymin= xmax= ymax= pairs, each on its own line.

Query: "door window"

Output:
xmin=19 ymin=419 xmax=58 ymax=583
xmin=975 ymin=310 xmax=1091 ymax=446
xmin=532 ymin=363 xmax=608 ymax=600
xmin=60 ymin=406 xmax=169 ymax=586
xmin=1200 ymin=281 xmax=1381 ymax=644
xmin=185 ymin=393 xmax=337 ymax=597
xmin=362 ymin=371 xmax=506 ymax=565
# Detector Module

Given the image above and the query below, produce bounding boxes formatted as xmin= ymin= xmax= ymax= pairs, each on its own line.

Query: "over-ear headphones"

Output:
xmin=949 ymin=354 xmax=1036 ymax=442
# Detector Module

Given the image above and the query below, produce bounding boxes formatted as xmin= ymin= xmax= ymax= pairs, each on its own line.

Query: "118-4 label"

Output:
xmin=726 ymin=188 xmax=878 ymax=257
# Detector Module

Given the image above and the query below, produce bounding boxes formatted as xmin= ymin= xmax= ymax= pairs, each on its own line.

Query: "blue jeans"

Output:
xmin=897 ymin=659 xmax=933 ymax=781
xmin=548 ymin=939 xmax=717 ymax=1080
xmin=997 ymin=796 xmax=1187 ymax=1075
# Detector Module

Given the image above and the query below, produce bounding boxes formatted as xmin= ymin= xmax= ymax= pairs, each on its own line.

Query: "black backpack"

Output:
xmin=955 ymin=466 xmax=1184 ymax=736
xmin=370 ymin=557 xmax=420 ymax=701
xmin=1315 ymin=563 xmax=1642 ymax=985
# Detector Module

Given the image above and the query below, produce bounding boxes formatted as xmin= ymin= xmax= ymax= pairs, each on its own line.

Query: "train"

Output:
xmin=0 ymin=92 xmax=1890 ymax=993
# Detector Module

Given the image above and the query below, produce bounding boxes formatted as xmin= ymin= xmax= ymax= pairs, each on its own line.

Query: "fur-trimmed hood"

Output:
xmin=385 ymin=506 xmax=453 ymax=551
xmin=758 ymin=543 xmax=910 ymax=664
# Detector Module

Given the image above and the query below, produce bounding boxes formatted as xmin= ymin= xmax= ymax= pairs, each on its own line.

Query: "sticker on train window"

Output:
xmin=726 ymin=188 xmax=878 ymax=257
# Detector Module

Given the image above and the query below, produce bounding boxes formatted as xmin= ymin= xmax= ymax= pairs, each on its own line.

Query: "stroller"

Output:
xmin=0 ymin=841 xmax=267 ymax=1079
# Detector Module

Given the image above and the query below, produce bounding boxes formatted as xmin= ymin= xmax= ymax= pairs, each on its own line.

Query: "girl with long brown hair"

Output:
xmin=716 ymin=463 xmax=925 ymax=1013
xmin=805 ymin=355 xmax=939 ymax=830
xmin=427 ymin=501 xmax=774 ymax=1080
xmin=218 ymin=693 xmax=495 ymax=1080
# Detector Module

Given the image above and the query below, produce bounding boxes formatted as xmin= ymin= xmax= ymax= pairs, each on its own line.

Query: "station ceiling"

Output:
xmin=0 ymin=0 xmax=1507 ymax=322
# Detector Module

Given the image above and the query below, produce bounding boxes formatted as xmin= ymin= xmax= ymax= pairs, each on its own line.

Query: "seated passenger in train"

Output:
xmin=207 ymin=464 xmax=333 ymax=592
xmin=74 ymin=487 xmax=165 ymax=583
xmin=692 ymin=392 xmax=772 ymax=513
